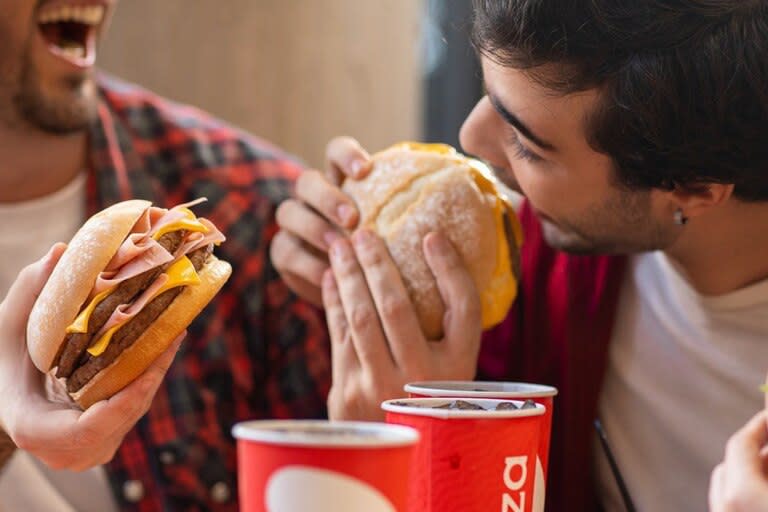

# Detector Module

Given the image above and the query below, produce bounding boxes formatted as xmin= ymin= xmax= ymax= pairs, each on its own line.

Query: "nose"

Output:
xmin=459 ymin=96 xmax=508 ymax=168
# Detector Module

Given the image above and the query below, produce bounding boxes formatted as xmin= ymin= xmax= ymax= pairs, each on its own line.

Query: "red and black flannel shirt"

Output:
xmin=88 ymin=75 xmax=331 ymax=511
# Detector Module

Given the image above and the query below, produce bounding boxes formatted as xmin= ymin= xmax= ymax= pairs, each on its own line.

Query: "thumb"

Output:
xmin=1 ymin=243 xmax=67 ymax=339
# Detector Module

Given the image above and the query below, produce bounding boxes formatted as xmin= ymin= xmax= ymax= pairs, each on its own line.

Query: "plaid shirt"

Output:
xmin=88 ymin=75 xmax=331 ymax=511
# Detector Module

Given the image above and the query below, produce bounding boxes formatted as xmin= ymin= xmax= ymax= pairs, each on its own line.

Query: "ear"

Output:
xmin=669 ymin=182 xmax=734 ymax=220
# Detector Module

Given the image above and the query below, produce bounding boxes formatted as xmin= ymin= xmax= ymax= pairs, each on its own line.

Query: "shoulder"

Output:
xmin=96 ymin=74 xmax=304 ymax=207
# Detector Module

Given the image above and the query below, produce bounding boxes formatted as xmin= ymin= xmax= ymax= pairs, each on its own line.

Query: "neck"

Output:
xmin=665 ymin=200 xmax=768 ymax=295
xmin=0 ymin=123 xmax=86 ymax=203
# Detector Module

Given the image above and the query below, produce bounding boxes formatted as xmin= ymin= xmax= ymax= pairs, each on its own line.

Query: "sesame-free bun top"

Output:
xmin=27 ymin=199 xmax=152 ymax=373
xmin=342 ymin=142 xmax=522 ymax=339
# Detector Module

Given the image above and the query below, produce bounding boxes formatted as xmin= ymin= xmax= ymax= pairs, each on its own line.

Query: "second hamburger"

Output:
xmin=342 ymin=142 xmax=522 ymax=340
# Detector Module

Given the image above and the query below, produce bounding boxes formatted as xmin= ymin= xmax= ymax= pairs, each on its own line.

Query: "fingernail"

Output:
xmin=324 ymin=231 xmax=341 ymax=249
xmin=350 ymin=159 xmax=365 ymax=177
xmin=337 ymin=204 xmax=356 ymax=226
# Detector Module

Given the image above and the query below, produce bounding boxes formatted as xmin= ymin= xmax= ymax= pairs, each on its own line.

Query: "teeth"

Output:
xmin=38 ymin=4 xmax=104 ymax=25
xmin=60 ymin=46 xmax=86 ymax=60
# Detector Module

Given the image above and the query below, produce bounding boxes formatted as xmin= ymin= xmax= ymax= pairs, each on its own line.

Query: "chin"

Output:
xmin=17 ymin=73 xmax=98 ymax=134
xmin=540 ymin=220 xmax=605 ymax=255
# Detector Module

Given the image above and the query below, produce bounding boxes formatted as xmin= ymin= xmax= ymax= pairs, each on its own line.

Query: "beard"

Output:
xmin=539 ymin=185 xmax=677 ymax=255
xmin=13 ymin=62 xmax=97 ymax=134
xmin=2 ymin=34 xmax=97 ymax=135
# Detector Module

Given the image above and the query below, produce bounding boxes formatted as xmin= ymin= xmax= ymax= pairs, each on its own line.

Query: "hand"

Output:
xmin=271 ymin=136 xmax=372 ymax=306
xmin=709 ymin=409 xmax=768 ymax=512
xmin=323 ymin=229 xmax=482 ymax=421
xmin=0 ymin=244 xmax=185 ymax=471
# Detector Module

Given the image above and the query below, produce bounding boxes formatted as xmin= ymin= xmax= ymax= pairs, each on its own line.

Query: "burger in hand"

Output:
xmin=342 ymin=142 xmax=522 ymax=340
xmin=27 ymin=199 xmax=231 ymax=409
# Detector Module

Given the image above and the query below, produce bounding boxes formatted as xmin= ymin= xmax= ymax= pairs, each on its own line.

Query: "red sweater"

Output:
xmin=478 ymin=202 xmax=627 ymax=512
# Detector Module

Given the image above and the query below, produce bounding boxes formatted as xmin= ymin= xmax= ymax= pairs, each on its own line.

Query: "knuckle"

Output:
xmin=380 ymin=296 xmax=409 ymax=321
xmin=355 ymin=242 xmax=385 ymax=267
xmin=295 ymin=169 xmax=324 ymax=198
xmin=348 ymin=305 xmax=375 ymax=332
xmin=275 ymin=199 xmax=296 ymax=228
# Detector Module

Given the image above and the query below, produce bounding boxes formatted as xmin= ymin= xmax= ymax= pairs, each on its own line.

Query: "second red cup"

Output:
xmin=383 ymin=397 xmax=545 ymax=512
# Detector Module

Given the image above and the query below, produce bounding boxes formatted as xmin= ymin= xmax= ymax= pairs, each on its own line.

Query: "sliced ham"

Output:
xmin=82 ymin=198 xmax=220 ymax=343
xmin=173 ymin=219 xmax=226 ymax=258
xmin=93 ymin=274 xmax=171 ymax=339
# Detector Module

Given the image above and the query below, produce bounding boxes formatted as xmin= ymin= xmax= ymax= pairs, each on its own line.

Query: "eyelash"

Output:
xmin=510 ymin=134 xmax=543 ymax=163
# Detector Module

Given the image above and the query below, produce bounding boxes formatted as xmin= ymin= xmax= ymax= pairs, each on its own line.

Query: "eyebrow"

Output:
xmin=487 ymin=93 xmax=557 ymax=152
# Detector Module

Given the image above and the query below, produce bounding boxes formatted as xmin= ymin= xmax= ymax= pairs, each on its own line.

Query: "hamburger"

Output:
xmin=27 ymin=199 xmax=232 ymax=409
xmin=342 ymin=142 xmax=522 ymax=340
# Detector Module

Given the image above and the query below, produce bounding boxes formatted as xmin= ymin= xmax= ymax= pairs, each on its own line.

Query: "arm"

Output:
xmin=0 ymin=244 xmax=184 ymax=471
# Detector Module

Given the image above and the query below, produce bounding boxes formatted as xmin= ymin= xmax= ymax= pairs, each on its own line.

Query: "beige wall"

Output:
xmin=99 ymin=0 xmax=424 ymax=168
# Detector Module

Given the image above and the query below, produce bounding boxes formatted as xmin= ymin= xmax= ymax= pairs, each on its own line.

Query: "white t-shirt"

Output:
xmin=596 ymin=251 xmax=768 ymax=511
xmin=0 ymin=173 xmax=119 ymax=512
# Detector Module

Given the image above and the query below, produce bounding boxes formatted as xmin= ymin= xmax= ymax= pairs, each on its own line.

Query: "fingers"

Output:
xmin=325 ymin=136 xmax=372 ymax=185
xmin=295 ymin=170 xmax=359 ymax=230
xmin=280 ymin=271 xmax=324 ymax=308
xmin=322 ymin=269 xmax=359 ymax=385
xmin=328 ymin=238 xmax=394 ymax=374
xmin=276 ymin=198 xmax=343 ymax=252
xmin=80 ymin=331 xmax=185 ymax=438
xmin=724 ymin=410 xmax=768 ymax=478
xmin=350 ymin=229 xmax=428 ymax=368
xmin=271 ymin=229 xmax=329 ymax=303
xmin=423 ymin=232 xmax=482 ymax=355
xmin=708 ymin=463 xmax=726 ymax=512
xmin=1 ymin=243 xmax=67 ymax=338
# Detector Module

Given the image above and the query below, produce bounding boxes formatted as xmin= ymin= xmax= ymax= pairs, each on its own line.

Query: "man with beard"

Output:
xmin=0 ymin=1 xmax=330 ymax=511
xmin=272 ymin=1 xmax=768 ymax=511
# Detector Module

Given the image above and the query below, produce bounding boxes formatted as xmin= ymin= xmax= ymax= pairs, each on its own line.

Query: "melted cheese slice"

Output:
xmin=152 ymin=208 xmax=209 ymax=240
xmin=66 ymin=288 xmax=115 ymax=334
xmin=84 ymin=256 xmax=201 ymax=357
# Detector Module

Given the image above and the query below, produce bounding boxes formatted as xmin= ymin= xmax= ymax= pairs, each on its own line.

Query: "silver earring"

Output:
xmin=673 ymin=208 xmax=688 ymax=226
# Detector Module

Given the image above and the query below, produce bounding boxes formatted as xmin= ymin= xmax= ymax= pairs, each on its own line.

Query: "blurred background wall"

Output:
xmin=99 ymin=0 xmax=426 ymax=168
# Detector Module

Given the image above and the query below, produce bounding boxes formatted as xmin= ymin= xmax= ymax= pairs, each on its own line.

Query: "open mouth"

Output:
xmin=37 ymin=4 xmax=105 ymax=64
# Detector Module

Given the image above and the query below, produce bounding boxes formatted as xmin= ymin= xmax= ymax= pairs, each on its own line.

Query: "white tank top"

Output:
xmin=0 ymin=173 xmax=119 ymax=512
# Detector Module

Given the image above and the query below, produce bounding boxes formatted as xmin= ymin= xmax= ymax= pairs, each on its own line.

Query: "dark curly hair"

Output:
xmin=472 ymin=0 xmax=768 ymax=200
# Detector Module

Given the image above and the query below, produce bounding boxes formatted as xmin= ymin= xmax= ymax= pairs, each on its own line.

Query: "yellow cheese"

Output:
xmin=151 ymin=209 xmax=209 ymax=240
xmin=66 ymin=288 xmax=115 ymax=334
xmin=479 ymin=195 xmax=518 ymax=329
xmin=86 ymin=256 xmax=201 ymax=357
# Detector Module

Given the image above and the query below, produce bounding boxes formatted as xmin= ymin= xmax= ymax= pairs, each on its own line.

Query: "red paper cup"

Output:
xmin=405 ymin=381 xmax=557 ymax=512
xmin=233 ymin=420 xmax=419 ymax=512
xmin=383 ymin=397 xmax=545 ymax=512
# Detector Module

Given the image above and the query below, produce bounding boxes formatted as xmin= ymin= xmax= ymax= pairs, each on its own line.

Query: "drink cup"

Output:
xmin=383 ymin=397 xmax=545 ymax=512
xmin=233 ymin=420 xmax=420 ymax=512
xmin=405 ymin=381 xmax=557 ymax=512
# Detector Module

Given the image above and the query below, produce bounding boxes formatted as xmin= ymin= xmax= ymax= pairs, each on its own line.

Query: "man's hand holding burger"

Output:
xmin=0 ymin=244 xmax=184 ymax=472
xmin=273 ymin=137 xmax=522 ymax=421
xmin=708 ymin=377 xmax=768 ymax=512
